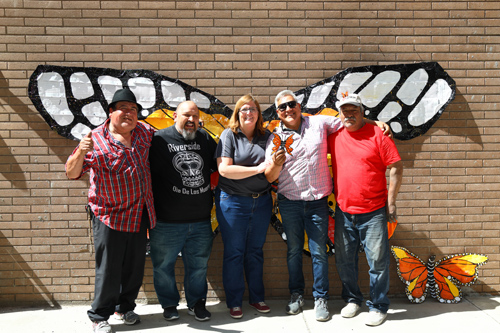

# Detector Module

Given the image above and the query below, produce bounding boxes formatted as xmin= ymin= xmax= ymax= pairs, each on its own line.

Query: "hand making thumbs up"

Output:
xmin=79 ymin=131 xmax=94 ymax=153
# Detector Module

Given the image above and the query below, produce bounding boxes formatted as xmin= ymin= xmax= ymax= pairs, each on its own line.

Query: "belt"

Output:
xmin=239 ymin=189 xmax=271 ymax=198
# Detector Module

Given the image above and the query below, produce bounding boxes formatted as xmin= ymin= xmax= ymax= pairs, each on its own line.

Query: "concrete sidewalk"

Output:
xmin=2 ymin=296 xmax=500 ymax=333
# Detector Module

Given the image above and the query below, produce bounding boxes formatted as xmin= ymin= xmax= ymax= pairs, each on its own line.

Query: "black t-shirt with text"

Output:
xmin=149 ymin=126 xmax=217 ymax=223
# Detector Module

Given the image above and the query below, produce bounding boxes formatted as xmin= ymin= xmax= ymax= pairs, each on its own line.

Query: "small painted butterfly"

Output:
xmin=391 ymin=246 xmax=488 ymax=303
xmin=271 ymin=133 xmax=294 ymax=156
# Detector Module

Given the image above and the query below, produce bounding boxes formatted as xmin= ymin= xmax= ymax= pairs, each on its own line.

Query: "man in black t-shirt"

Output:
xmin=149 ymin=101 xmax=217 ymax=323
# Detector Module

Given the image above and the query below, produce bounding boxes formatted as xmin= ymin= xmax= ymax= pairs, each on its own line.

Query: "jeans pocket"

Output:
xmin=220 ymin=190 xmax=231 ymax=203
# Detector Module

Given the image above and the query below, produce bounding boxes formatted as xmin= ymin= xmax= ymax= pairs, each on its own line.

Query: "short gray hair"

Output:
xmin=275 ymin=90 xmax=298 ymax=108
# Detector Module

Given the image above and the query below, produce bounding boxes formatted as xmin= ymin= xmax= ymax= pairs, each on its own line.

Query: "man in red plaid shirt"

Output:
xmin=66 ymin=88 xmax=156 ymax=333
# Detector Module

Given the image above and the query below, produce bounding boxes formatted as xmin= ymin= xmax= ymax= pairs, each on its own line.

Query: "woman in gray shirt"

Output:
xmin=215 ymin=94 xmax=282 ymax=319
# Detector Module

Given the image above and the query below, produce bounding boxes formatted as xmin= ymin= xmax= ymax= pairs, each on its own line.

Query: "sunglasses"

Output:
xmin=277 ymin=100 xmax=297 ymax=111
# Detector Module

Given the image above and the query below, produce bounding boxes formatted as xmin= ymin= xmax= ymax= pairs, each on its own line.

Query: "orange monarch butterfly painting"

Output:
xmin=271 ymin=133 xmax=294 ymax=156
xmin=391 ymin=246 xmax=488 ymax=304
xmin=28 ymin=62 xmax=456 ymax=255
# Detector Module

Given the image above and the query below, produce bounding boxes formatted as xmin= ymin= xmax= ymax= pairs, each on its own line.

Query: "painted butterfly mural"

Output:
xmin=391 ymin=246 xmax=488 ymax=303
xmin=28 ymin=62 xmax=456 ymax=255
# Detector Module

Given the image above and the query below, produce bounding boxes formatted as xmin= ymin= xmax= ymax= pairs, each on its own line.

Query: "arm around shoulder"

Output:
xmin=366 ymin=119 xmax=392 ymax=137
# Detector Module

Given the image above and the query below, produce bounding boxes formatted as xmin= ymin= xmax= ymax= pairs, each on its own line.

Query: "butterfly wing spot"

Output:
xmin=408 ymin=79 xmax=453 ymax=127
xmin=70 ymin=123 xmax=92 ymax=140
xmin=36 ymin=72 xmax=74 ymax=127
xmin=413 ymin=296 xmax=425 ymax=304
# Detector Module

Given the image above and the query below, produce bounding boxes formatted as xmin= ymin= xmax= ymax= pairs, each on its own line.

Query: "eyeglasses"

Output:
xmin=240 ymin=107 xmax=258 ymax=114
xmin=277 ymin=100 xmax=297 ymax=111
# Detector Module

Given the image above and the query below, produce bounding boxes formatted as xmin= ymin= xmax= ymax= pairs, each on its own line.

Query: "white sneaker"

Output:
xmin=92 ymin=321 xmax=113 ymax=333
xmin=314 ymin=298 xmax=329 ymax=322
xmin=340 ymin=303 xmax=360 ymax=318
xmin=365 ymin=310 xmax=387 ymax=326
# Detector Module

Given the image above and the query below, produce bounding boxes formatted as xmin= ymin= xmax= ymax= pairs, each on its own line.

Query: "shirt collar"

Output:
xmin=103 ymin=118 xmax=137 ymax=148
xmin=280 ymin=115 xmax=304 ymax=134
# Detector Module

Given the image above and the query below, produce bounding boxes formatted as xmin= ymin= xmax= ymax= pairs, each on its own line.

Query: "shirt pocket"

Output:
xmin=103 ymin=151 xmax=128 ymax=173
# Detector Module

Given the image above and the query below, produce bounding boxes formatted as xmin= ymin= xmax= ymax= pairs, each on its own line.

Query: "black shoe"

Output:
xmin=115 ymin=311 xmax=140 ymax=325
xmin=188 ymin=299 xmax=211 ymax=321
xmin=163 ymin=306 xmax=179 ymax=321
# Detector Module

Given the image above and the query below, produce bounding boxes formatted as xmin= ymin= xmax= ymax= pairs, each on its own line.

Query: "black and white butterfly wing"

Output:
xmin=262 ymin=62 xmax=456 ymax=141
xmin=28 ymin=64 xmax=232 ymax=141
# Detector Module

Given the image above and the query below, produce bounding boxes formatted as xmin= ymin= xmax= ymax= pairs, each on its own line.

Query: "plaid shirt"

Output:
xmin=266 ymin=115 xmax=343 ymax=201
xmin=67 ymin=119 xmax=157 ymax=232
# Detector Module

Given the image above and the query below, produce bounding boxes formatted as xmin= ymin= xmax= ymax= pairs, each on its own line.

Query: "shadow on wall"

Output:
xmin=0 ymin=70 xmax=74 ymax=190
xmin=0 ymin=137 xmax=27 ymax=189
xmin=0 ymin=71 xmax=28 ymax=189
xmin=445 ymin=91 xmax=482 ymax=147
xmin=0 ymin=231 xmax=61 ymax=310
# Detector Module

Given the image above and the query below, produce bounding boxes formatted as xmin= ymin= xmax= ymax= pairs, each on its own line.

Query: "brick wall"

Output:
xmin=1 ymin=0 xmax=499 ymax=306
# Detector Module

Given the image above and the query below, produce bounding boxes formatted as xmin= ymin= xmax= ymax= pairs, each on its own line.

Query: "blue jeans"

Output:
xmin=215 ymin=188 xmax=272 ymax=308
xmin=334 ymin=205 xmax=390 ymax=313
xmin=278 ymin=194 xmax=329 ymax=299
xmin=149 ymin=220 xmax=213 ymax=309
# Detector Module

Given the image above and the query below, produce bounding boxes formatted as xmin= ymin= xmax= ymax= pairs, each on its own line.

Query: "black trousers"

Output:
xmin=87 ymin=209 xmax=149 ymax=322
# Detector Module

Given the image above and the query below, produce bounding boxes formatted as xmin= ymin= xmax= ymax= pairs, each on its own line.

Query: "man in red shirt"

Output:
xmin=328 ymin=93 xmax=403 ymax=327
xmin=66 ymin=88 xmax=156 ymax=333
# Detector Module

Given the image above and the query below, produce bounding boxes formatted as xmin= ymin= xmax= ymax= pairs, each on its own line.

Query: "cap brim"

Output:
xmin=337 ymin=101 xmax=362 ymax=108
xmin=337 ymin=101 xmax=362 ymax=109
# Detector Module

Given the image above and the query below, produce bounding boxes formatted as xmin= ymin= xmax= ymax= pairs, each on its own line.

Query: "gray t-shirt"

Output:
xmin=216 ymin=128 xmax=272 ymax=195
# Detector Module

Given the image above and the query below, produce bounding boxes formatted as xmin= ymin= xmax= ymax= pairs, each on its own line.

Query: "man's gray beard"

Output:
xmin=182 ymin=129 xmax=196 ymax=141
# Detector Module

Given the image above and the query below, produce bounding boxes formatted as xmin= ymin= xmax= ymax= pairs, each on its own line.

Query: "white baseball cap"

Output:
xmin=336 ymin=93 xmax=363 ymax=109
